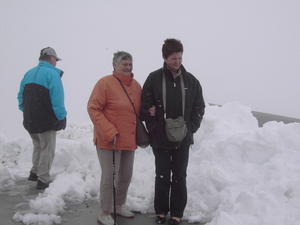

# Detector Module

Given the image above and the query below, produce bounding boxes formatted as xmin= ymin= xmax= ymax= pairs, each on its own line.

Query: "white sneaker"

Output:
xmin=115 ymin=207 xmax=134 ymax=218
xmin=97 ymin=215 xmax=116 ymax=225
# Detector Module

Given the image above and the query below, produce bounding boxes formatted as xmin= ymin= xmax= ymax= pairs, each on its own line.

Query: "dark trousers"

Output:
xmin=152 ymin=142 xmax=190 ymax=218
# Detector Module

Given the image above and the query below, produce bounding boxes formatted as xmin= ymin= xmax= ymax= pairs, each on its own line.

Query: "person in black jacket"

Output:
xmin=141 ymin=39 xmax=205 ymax=225
xmin=17 ymin=47 xmax=67 ymax=189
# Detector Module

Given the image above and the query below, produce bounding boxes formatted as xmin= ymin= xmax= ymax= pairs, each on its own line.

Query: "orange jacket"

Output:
xmin=87 ymin=72 xmax=142 ymax=151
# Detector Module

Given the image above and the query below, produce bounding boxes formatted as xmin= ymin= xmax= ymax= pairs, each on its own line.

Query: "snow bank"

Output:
xmin=1 ymin=102 xmax=300 ymax=225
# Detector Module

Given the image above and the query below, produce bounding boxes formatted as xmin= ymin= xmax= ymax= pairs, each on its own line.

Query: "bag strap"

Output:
xmin=113 ymin=75 xmax=138 ymax=116
xmin=162 ymin=72 xmax=185 ymax=118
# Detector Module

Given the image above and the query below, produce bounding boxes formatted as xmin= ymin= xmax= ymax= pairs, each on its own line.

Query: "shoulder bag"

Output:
xmin=114 ymin=76 xmax=150 ymax=148
xmin=163 ymin=73 xmax=187 ymax=142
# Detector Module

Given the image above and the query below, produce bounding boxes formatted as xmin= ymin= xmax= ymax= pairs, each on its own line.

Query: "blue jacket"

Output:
xmin=18 ymin=61 xmax=67 ymax=133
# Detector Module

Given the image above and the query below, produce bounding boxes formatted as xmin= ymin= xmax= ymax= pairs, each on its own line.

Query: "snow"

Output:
xmin=1 ymin=102 xmax=300 ymax=225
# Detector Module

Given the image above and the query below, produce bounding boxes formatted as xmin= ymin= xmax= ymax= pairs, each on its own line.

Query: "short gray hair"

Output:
xmin=112 ymin=51 xmax=133 ymax=69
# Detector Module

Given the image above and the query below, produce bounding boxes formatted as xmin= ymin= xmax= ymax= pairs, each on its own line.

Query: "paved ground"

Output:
xmin=0 ymin=179 xmax=204 ymax=225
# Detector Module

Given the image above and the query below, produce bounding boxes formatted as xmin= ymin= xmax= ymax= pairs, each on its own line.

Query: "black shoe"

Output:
xmin=28 ymin=172 xmax=38 ymax=181
xmin=36 ymin=180 xmax=50 ymax=189
xmin=156 ymin=215 xmax=166 ymax=224
xmin=168 ymin=218 xmax=181 ymax=225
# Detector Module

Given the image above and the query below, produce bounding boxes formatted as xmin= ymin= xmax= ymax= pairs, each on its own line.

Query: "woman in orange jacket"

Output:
xmin=87 ymin=51 xmax=142 ymax=225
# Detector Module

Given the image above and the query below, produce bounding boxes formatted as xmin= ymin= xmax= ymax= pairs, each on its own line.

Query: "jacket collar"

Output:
xmin=113 ymin=71 xmax=134 ymax=86
xmin=39 ymin=61 xmax=63 ymax=77
xmin=163 ymin=62 xmax=186 ymax=78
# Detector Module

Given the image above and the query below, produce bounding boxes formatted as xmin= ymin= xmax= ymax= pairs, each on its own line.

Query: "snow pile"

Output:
xmin=1 ymin=102 xmax=300 ymax=225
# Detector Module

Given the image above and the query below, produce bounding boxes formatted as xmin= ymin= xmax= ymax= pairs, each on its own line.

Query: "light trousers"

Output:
xmin=29 ymin=130 xmax=57 ymax=183
xmin=97 ymin=148 xmax=135 ymax=212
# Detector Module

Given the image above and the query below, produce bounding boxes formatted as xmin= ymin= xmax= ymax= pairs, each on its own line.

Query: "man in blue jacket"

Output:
xmin=17 ymin=47 xmax=67 ymax=189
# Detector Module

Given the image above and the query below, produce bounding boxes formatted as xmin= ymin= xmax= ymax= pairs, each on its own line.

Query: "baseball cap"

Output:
xmin=40 ymin=47 xmax=62 ymax=61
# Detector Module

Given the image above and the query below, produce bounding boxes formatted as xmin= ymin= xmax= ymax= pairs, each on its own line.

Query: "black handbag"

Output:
xmin=114 ymin=76 xmax=150 ymax=148
xmin=135 ymin=114 xmax=150 ymax=148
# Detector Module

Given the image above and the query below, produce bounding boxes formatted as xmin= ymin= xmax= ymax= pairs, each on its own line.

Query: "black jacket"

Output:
xmin=141 ymin=64 xmax=205 ymax=149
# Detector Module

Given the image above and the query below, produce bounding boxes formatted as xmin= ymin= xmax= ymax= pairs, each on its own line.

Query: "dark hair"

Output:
xmin=162 ymin=38 xmax=183 ymax=59
xmin=39 ymin=55 xmax=52 ymax=61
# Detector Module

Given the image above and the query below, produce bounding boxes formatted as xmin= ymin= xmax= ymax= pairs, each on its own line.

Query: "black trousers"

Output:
xmin=152 ymin=142 xmax=190 ymax=218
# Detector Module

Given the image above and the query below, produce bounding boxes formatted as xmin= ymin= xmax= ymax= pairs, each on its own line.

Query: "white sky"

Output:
xmin=1 ymin=0 xmax=300 ymax=139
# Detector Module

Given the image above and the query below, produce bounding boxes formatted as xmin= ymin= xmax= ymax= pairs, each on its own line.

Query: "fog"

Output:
xmin=1 ymin=0 xmax=299 ymax=139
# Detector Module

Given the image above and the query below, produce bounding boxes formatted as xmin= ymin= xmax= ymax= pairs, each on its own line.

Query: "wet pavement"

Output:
xmin=0 ymin=179 xmax=204 ymax=225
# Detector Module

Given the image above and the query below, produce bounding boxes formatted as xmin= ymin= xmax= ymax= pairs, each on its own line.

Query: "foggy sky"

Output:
xmin=1 ymin=0 xmax=299 ymax=139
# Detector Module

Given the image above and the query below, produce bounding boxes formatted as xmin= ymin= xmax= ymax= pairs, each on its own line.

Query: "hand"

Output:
xmin=149 ymin=105 xmax=156 ymax=116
